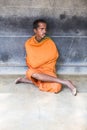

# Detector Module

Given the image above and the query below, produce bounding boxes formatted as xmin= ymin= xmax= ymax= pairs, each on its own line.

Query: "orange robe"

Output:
xmin=25 ymin=36 xmax=62 ymax=93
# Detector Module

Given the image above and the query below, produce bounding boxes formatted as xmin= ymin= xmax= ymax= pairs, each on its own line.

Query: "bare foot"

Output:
xmin=66 ymin=80 xmax=77 ymax=96
xmin=15 ymin=77 xmax=22 ymax=84
xmin=71 ymin=88 xmax=77 ymax=96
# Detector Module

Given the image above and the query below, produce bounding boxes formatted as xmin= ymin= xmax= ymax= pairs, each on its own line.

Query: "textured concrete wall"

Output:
xmin=0 ymin=0 xmax=87 ymax=74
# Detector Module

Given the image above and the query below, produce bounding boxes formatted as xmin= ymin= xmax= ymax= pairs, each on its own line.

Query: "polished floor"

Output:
xmin=0 ymin=75 xmax=87 ymax=130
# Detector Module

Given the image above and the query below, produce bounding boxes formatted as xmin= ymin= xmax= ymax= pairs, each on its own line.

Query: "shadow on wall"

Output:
xmin=0 ymin=15 xmax=87 ymax=35
xmin=0 ymin=14 xmax=87 ymax=68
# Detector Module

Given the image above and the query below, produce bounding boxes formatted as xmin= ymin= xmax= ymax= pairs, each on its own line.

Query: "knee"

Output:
xmin=31 ymin=73 xmax=39 ymax=79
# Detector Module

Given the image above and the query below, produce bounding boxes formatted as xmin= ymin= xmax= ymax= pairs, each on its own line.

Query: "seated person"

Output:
xmin=15 ymin=19 xmax=77 ymax=96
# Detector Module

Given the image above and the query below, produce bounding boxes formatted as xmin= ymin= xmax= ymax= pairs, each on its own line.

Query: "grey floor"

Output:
xmin=0 ymin=75 xmax=87 ymax=130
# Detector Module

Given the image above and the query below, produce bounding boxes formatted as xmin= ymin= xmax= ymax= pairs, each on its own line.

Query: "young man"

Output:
xmin=15 ymin=19 xmax=77 ymax=96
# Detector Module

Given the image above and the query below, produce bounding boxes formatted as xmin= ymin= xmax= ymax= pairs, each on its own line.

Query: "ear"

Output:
xmin=34 ymin=29 xmax=37 ymax=34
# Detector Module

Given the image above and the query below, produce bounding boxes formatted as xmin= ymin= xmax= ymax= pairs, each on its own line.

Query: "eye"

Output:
xmin=41 ymin=28 xmax=44 ymax=30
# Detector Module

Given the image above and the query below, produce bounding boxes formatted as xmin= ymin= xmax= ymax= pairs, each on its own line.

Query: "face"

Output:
xmin=34 ymin=22 xmax=47 ymax=42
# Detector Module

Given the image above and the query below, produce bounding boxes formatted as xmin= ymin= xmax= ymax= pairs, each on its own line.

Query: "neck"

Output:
xmin=35 ymin=36 xmax=43 ymax=42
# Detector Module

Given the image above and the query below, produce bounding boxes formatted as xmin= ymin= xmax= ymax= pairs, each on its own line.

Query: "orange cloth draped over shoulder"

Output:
xmin=25 ymin=36 xmax=62 ymax=93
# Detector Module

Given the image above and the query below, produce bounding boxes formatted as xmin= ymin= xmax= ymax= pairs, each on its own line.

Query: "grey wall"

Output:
xmin=0 ymin=0 xmax=87 ymax=74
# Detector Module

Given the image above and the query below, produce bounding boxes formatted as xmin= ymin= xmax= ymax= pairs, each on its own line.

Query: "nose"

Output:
xmin=44 ymin=29 xmax=46 ymax=34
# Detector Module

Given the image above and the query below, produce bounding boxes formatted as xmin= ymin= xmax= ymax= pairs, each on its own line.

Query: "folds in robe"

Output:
xmin=25 ymin=36 xmax=62 ymax=93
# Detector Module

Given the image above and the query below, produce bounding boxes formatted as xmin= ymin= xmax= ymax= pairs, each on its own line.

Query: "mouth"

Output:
xmin=42 ymin=34 xmax=46 ymax=37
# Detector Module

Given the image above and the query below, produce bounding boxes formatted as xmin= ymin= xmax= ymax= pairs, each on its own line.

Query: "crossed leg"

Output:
xmin=31 ymin=73 xmax=77 ymax=96
xmin=15 ymin=73 xmax=77 ymax=96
